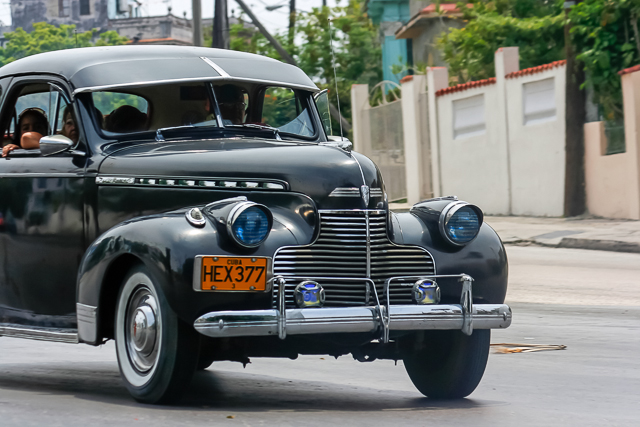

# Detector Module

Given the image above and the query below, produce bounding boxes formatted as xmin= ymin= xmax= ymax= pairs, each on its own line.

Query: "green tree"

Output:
xmin=437 ymin=0 xmax=565 ymax=83
xmin=296 ymin=1 xmax=382 ymax=132
xmin=206 ymin=1 xmax=381 ymax=134
xmin=0 ymin=22 xmax=128 ymax=66
xmin=568 ymin=0 xmax=640 ymax=122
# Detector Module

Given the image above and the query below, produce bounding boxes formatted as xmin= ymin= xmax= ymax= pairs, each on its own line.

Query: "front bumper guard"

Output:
xmin=194 ymin=274 xmax=512 ymax=341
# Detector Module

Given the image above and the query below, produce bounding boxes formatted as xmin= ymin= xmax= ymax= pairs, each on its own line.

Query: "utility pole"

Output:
xmin=192 ymin=0 xmax=203 ymax=46
xmin=322 ymin=0 xmax=327 ymax=6
xmin=212 ymin=0 xmax=230 ymax=49
xmin=234 ymin=0 xmax=351 ymax=132
xmin=288 ymin=0 xmax=296 ymax=47
xmin=564 ymin=0 xmax=586 ymax=216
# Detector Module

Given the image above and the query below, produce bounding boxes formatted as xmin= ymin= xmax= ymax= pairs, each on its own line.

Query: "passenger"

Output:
xmin=60 ymin=105 xmax=79 ymax=143
xmin=105 ymin=105 xmax=147 ymax=133
xmin=214 ymin=84 xmax=246 ymax=125
xmin=2 ymin=108 xmax=49 ymax=157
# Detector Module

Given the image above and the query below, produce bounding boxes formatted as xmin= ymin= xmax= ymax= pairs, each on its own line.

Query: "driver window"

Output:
xmin=1 ymin=83 xmax=75 ymax=157
xmin=261 ymin=87 xmax=314 ymax=137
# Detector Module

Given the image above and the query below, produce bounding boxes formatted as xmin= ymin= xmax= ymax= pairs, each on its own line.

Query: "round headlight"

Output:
xmin=227 ymin=203 xmax=272 ymax=248
xmin=439 ymin=202 xmax=482 ymax=246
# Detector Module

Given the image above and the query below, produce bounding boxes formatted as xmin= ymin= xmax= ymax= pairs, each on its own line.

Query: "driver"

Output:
xmin=213 ymin=84 xmax=246 ymax=125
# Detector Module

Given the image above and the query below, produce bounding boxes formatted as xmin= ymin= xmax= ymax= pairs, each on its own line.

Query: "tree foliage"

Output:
xmin=208 ymin=0 xmax=381 ymax=133
xmin=437 ymin=0 xmax=565 ymax=82
xmin=568 ymin=0 xmax=640 ymax=121
xmin=0 ymin=22 xmax=128 ymax=66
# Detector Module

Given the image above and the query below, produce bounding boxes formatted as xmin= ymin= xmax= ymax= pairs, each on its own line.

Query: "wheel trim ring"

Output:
xmin=115 ymin=271 xmax=164 ymax=388
xmin=125 ymin=286 xmax=161 ymax=373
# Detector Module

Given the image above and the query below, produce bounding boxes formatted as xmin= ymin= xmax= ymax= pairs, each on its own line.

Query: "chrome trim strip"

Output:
xmin=95 ymin=175 xmax=289 ymax=190
xmin=193 ymin=303 xmax=512 ymax=338
xmin=96 ymin=176 xmax=135 ymax=185
xmin=76 ymin=303 xmax=97 ymax=322
xmin=0 ymin=323 xmax=78 ymax=344
xmin=73 ymin=76 xmax=319 ymax=96
xmin=350 ymin=154 xmax=368 ymax=195
xmin=317 ymin=209 xmax=387 ymax=215
xmin=329 ymin=188 xmax=383 ymax=198
xmin=200 ymin=57 xmax=230 ymax=77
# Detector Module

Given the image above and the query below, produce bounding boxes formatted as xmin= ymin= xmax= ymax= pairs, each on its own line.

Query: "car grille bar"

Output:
xmin=273 ymin=210 xmax=436 ymax=309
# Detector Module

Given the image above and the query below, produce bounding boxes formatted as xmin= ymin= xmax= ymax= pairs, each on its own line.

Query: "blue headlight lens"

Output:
xmin=446 ymin=206 xmax=480 ymax=244
xmin=231 ymin=206 xmax=270 ymax=246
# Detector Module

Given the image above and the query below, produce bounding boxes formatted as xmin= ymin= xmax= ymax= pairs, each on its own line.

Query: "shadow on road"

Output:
xmin=0 ymin=362 xmax=506 ymax=412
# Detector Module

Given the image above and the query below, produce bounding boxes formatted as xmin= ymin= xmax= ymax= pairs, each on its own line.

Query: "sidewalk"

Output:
xmin=485 ymin=215 xmax=640 ymax=253
xmin=390 ymin=204 xmax=640 ymax=253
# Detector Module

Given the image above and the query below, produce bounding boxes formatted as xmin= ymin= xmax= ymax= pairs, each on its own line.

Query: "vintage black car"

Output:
xmin=0 ymin=46 xmax=511 ymax=404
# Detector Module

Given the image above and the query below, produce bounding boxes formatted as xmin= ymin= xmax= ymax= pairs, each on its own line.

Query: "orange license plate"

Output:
xmin=200 ymin=256 xmax=268 ymax=291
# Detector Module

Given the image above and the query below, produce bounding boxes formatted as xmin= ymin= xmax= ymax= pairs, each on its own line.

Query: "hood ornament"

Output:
xmin=360 ymin=185 xmax=370 ymax=206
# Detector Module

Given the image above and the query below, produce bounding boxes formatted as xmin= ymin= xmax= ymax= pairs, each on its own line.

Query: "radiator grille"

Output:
xmin=273 ymin=210 xmax=435 ymax=308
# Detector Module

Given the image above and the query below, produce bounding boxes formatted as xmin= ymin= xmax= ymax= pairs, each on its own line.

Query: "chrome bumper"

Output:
xmin=194 ymin=274 xmax=512 ymax=341
xmin=193 ymin=303 xmax=512 ymax=339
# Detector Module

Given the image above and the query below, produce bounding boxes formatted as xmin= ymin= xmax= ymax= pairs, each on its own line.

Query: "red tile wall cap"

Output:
xmin=435 ymin=77 xmax=496 ymax=97
xmin=400 ymin=75 xmax=414 ymax=83
xmin=422 ymin=3 xmax=472 ymax=14
xmin=619 ymin=64 xmax=640 ymax=76
xmin=505 ymin=60 xmax=566 ymax=79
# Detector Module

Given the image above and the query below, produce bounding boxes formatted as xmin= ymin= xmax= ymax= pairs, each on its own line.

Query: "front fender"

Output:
xmin=391 ymin=211 xmax=508 ymax=305
xmin=77 ymin=192 xmax=317 ymax=344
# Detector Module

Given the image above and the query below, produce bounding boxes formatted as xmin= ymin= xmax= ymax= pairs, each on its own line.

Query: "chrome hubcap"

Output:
xmin=125 ymin=287 xmax=160 ymax=373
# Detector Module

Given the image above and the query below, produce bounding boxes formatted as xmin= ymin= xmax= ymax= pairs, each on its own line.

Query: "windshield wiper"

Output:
xmin=155 ymin=121 xmax=224 ymax=142
xmin=155 ymin=125 xmax=194 ymax=142
xmin=227 ymin=124 xmax=282 ymax=140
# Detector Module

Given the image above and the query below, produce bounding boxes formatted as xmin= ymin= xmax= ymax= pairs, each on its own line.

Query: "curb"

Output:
xmin=504 ymin=238 xmax=640 ymax=254
xmin=558 ymin=237 xmax=640 ymax=254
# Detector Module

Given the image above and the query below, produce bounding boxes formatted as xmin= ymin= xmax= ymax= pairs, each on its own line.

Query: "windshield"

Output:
xmin=88 ymin=81 xmax=317 ymax=139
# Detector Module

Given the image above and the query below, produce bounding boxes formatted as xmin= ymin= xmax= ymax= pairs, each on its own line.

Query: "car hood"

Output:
xmin=98 ymin=138 xmax=386 ymax=210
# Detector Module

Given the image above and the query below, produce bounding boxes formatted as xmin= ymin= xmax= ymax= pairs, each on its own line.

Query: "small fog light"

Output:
xmin=412 ymin=279 xmax=440 ymax=305
xmin=294 ymin=281 xmax=325 ymax=308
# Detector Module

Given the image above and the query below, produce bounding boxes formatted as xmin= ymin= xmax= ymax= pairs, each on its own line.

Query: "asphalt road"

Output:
xmin=0 ymin=246 xmax=638 ymax=426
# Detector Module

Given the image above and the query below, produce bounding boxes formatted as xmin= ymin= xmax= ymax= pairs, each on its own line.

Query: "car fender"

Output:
xmin=390 ymin=210 xmax=508 ymax=305
xmin=77 ymin=195 xmax=317 ymax=345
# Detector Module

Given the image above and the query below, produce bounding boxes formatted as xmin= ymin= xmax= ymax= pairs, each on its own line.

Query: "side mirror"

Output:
xmin=320 ymin=135 xmax=352 ymax=153
xmin=39 ymin=135 xmax=73 ymax=156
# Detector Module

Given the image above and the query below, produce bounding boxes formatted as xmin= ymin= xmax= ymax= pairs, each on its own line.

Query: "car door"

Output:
xmin=0 ymin=77 xmax=87 ymax=328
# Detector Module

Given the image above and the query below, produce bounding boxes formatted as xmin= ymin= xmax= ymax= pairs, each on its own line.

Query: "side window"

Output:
xmin=91 ymin=91 xmax=149 ymax=133
xmin=261 ymin=87 xmax=314 ymax=137
xmin=1 ymin=82 xmax=74 ymax=150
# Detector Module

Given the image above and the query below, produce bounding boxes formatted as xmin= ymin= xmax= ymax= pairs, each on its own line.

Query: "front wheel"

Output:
xmin=115 ymin=265 xmax=199 ymax=404
xmin=403 ymin=329 xmax=490 ymax=399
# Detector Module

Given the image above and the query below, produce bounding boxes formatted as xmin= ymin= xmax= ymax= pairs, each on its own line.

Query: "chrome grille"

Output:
xmin=273 ymin=210 xmax=435 ymax=308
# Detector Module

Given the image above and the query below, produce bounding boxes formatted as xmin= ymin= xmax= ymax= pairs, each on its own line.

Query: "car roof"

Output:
xmin=0 ymin=45 xmax=319 ymax=93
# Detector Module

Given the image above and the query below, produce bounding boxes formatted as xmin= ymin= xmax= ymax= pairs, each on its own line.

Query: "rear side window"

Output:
xmin=92 ymin=92 xmax=149 ymax=134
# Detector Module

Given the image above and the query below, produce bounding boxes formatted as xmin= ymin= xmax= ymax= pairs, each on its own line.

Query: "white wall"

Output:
xmin=436 ymin=84 xmax=511 ymax=214
xmin=506 ymin=68 xmax=566 ymax=216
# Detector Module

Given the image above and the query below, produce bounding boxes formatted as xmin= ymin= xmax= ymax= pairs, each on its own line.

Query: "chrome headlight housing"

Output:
xmin=226 ymin=202 xmax=273 ymax=248
xmin=439 ymin=202 xmax=483 ymax=246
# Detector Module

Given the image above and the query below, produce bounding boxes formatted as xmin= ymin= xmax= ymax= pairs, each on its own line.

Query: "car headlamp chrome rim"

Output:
xmin=226 ymin=202 xmax=273 ymax=248
xmin=438 ymin=201 xmax=483 ymax=246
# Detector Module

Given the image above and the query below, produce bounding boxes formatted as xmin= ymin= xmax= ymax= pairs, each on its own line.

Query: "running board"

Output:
xmin=0 ymin=323 xmax=78 ymax=344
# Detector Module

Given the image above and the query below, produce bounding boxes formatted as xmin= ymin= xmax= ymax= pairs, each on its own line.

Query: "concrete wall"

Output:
xmin=435 ymin=82 xmax=510 ymax=214
xmin=584 ymin=69 xmax=640 ymax=220
xmin=506 ymin=64 xmax=566 ymax=216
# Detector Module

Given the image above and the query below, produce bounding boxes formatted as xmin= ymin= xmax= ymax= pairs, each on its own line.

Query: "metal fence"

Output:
xmin=368 ymin=100 xmax=406 ymax=202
